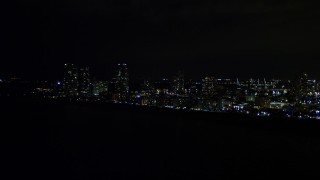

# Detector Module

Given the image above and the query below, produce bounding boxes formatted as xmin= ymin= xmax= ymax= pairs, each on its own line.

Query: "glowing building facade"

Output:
xmin=63 ymin=63 xmax=79 ymax=96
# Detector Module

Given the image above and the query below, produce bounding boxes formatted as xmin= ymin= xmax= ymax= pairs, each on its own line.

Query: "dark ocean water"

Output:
xmin=2 ymin=98 xmax=320 ymax=179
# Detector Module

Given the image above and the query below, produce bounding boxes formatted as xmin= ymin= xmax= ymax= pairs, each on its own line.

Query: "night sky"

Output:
xmin=2 ymin=1 xmax=320 ymax=80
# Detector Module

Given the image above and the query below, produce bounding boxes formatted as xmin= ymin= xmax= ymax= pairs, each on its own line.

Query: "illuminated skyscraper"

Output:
xmin=93 ymin=80 xmax=108 ymax=96
xmin=63 ymin=63 xmax=78 ymax=96
xmin=293 ymin=72 xmax=308 ymax=102
xmin=202 ymin=76 xmax=216 ymax=97
xmin=115 ymin=63 xmax=129 ymax=93
xmin=185 ymin=79 xmax=201 ymax=96
xmin=78 ymin=67 xmax=91 ymax=96
xmin=115 ymin=63 xmax=129 ymax=94
xmin=172 ymin=71 xmax=184 ymax=95
xmin=141 ymin=80 xmax=156 ymax=106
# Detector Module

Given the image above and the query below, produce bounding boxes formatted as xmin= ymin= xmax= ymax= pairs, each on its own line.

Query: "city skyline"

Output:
xmin=1 ymin=62 xmax=320 ymax=120
xmin=4 ymin=1 xmax=320 ymax=179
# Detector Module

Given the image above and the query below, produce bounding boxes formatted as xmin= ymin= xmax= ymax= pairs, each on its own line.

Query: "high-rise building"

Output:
xmin=78 ymin=67 xmax=91 ymax=96
xmin=113 ymin=63 xmax=129 ymax=102
xmin=115 ymin=63 xmax=129 ymax=94
xmin=140 ymin=80 xmax=156 ymax=106
xmin=307 ymin=80 xmax=317 ymax=95
xmin=202 ymin=76 xmax=216 ymax=97
xmin=93 ymin=80 xmax=108 ymax=96
xmin=172 ymin=71 xmax=184 ymax=95
xmin=185 ymin=79 xmax=201 ymax=96
xmin=293 ymin=72 xmax=308 ymax=102
xmin=63 ymin=63 xmax=78 ymax=96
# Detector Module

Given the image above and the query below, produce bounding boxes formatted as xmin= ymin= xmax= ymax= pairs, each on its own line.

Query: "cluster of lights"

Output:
xmin=3 ymin=63 xmax=320 ymax=120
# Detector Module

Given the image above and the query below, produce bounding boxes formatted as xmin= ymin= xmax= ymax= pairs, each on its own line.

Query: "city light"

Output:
xmin=1 ymin=64 xmax=319 ymax=120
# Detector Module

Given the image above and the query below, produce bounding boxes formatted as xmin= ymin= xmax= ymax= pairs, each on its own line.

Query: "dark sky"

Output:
xmin=2 ymin=0 xmax=320 ymax=80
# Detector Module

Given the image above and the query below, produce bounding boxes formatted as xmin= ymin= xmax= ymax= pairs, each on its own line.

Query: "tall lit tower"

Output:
xmin=78 ymin=67 xmax=91 ymax=96
xmin=293 ymin=72 xmax=308 ymax=103
xmin=92 ymin=80 xmax=108 ymax=96
xmin=115 ymin=63 xmax=129 ymax=94
xmin=202 ymin=76 xmax=216 ymax=97
xmin=63 ymin=63 xmax=79 ymax=96
xmin=172 ymin=71 xmax=185 ymax=95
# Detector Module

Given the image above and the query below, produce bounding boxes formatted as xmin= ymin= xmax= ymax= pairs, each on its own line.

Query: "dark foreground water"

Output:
xmin=2 ymin=98 xmax=320 ymax=179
